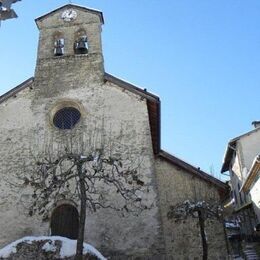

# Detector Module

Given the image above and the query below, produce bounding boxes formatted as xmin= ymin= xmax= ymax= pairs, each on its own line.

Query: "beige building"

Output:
xmin=222 ymin=122 xmax=260 ymax=238
xmin=0 ymin=4 xmax=228 ymax=259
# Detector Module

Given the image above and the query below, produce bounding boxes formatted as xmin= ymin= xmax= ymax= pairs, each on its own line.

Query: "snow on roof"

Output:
xmin=0 ymin=236 xmax=106 ymax=259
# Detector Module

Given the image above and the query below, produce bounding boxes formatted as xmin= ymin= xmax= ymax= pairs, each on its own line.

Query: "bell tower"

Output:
xmin=33 ymin=4 xmax=104 ymax=95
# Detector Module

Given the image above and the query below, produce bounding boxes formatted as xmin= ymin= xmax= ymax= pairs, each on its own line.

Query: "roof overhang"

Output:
xmin=221 ymin=141 xmax=237 ymax=173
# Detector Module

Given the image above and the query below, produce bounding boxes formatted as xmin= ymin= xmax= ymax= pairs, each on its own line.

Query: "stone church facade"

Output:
xmin=0 ymin=4 xmax=228 ymax=259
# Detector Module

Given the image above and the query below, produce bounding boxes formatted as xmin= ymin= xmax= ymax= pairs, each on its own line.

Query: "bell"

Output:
xmin=54 ymin=47 xmax=63 ymax=56
xmin=54 ymin=40 xmax=64 ymax=56
xmin=75 ymin=38 xmax=88 ymax=54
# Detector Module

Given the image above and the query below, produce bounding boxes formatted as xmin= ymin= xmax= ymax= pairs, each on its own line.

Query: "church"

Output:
xmin=0 ymin=4 xmax=228 ymax=259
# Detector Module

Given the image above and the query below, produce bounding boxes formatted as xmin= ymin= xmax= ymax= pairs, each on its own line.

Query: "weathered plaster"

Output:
xmin=239 ymin=131 xmax=260 ymax=171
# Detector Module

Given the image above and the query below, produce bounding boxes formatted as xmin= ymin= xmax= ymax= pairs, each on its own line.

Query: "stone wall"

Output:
xmin=155 ymin=156 xmax=228 ymax=259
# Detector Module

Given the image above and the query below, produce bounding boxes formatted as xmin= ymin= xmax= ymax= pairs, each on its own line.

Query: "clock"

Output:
xmin=61 ymin=9 xmax=77 ymax=22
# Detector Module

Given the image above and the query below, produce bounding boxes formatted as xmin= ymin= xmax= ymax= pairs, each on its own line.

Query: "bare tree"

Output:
xmin=22 ymin=147 xmax=149 ymax=260
xmin=167 ymin=199 xmax=223 ymax=260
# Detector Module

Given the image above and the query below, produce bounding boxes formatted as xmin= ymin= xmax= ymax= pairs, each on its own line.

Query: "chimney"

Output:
xmin=252 ymin=121 xmax=260 ymax=129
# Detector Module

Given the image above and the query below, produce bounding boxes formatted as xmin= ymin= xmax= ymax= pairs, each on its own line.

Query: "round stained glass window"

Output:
xmin=53 ymin=107 xmax=81 ymax=129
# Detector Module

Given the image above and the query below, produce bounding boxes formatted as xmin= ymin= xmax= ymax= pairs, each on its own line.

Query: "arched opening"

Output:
xmin=51 ymin=204 xmax=79 ymax=239
xmin=53 ymin=32 xmax=65 ymax=56
xmin=54 ymin=38 xmax=65 ymax=56
xmin=74 ymin=29 xmax=88 ymax=54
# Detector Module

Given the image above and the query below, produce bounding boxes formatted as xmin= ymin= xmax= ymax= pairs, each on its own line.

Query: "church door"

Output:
xmin=51 ymin=204 xmax=79 ymax=239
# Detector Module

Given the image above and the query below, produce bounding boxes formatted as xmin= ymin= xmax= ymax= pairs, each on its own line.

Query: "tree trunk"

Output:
xmin=198 ymin=210 xmax=208 ymax=260
xmin=75 ymin=163 xmax=87 ymax=260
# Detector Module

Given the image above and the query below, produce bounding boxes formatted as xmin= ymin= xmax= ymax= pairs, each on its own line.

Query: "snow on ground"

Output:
xmin=0 ymin=236 xmax=106 ymax=259
xmin=225 ymin=222 xmax=240 ymax=228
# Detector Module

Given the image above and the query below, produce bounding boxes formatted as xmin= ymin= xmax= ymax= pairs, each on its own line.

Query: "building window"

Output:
xmin=53 ymin=107 xmax=81 ymax=129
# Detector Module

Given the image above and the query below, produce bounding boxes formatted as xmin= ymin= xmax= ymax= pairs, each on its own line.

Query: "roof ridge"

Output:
xmin=221 ymin=127 xmax=260 ymax=173
xmin=158 ymin=149 xmax=228 ymax=190
xmin=0 ymin=77 xmax=34 ymax=104
xmin=227 ymin=126 xmax=260 ymax=145
xmin=104 ymin=72 xmax=160 ymax=102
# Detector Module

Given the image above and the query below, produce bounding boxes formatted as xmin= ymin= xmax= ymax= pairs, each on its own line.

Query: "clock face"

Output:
xmin=61 ymin=9 xmax=77 ymax=22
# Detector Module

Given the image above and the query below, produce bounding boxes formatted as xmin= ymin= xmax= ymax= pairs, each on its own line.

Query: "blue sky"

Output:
xmin=1 ymin=0 xmax=260 ymax=180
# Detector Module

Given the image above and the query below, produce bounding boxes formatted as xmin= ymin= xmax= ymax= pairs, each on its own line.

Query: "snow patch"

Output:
xmin=0 ymin=236 xmax=106 ymax=259
xmin=42 ymin=240 xmax=57 ymax=253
